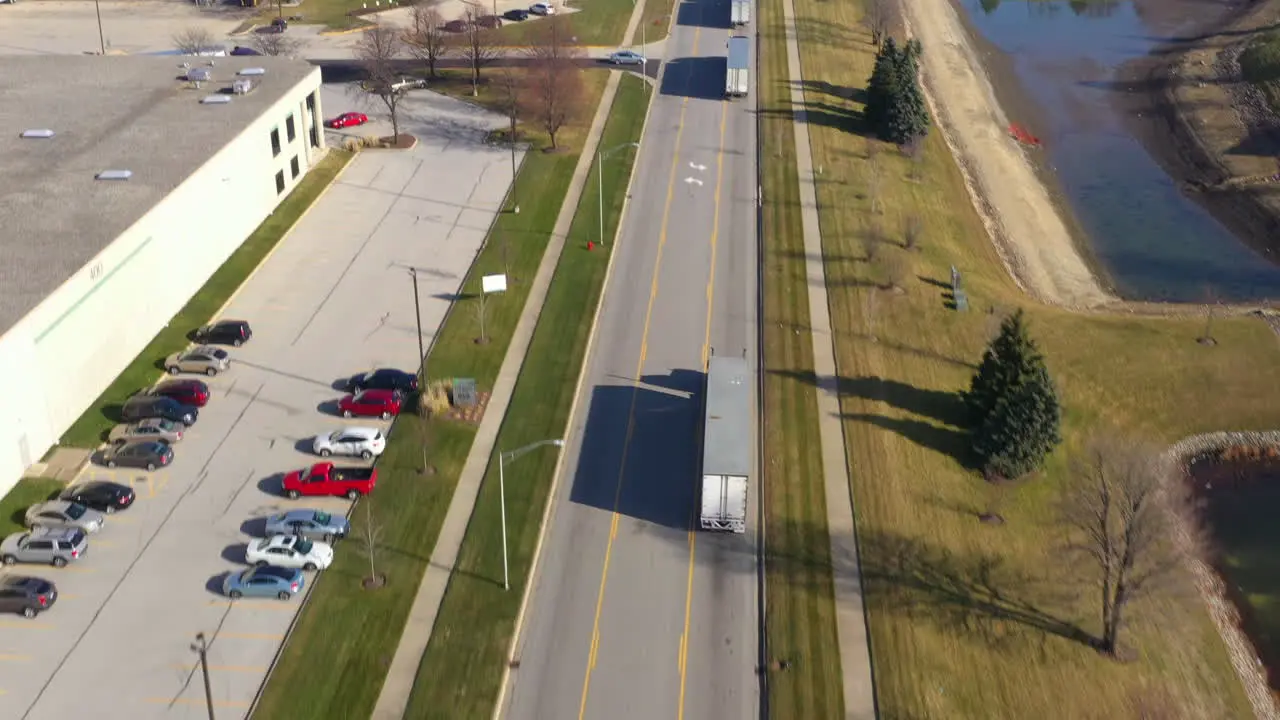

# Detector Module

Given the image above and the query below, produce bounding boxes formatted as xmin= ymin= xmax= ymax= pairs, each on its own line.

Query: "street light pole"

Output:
xmin=498 ymin=438 xmax=565 ymax=590
xmin=597 ymin=142 xmax=641 ymax=247
xmin=409 ymin=268 xmax=426 ymax=382
xmin=192 ymin=632 xmax=215 ymax=720
xmin=93 ymin=0 xmax=106 ymax=55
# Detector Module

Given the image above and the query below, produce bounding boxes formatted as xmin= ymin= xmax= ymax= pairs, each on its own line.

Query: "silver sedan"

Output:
xmin=24 ymin=501 xmax=105 ymax=534
xmin=108 ymin=417 xmax=185 ymax=444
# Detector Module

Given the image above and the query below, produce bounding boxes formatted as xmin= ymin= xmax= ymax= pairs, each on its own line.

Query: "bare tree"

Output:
xmin=359 ymin=500 xmax=386 ymax=588
xmin=1198 ymin=285 xmax=1219 ymax=346
xmin=523 ymin=17 xmax=585 ymax=150
xmin=456 ymin=3 xmax=500 ymax=97
xmin=405 ymin=4 xmax=449 ymax=80
xmin=883 ymin=252 xmax=911 ymax=292
xmin=864 ymin=0 xmax=896 ymax=48
xmin=903 ymin=213 xmax=922 ymax=251
xmin=249 ymin=30 xmax=303 ymax=57
xmin=903 ymin=134 xmax=926 ymax=182
xmin=173 ymin=27 xmax=216 ymax=56
xmin=866 ymin=142 xmax=883 ymax=215
xmin=1058 ymin=435 xmax=1196 ymax=657
xmin=356 ymin=25 xmax=407 ymax=140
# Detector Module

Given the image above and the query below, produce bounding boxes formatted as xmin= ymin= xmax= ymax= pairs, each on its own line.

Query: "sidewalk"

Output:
xmin=779 ymin=0 xmax=878 ymax=717
xmin=367 ymin=67 xmax=627 ymax=720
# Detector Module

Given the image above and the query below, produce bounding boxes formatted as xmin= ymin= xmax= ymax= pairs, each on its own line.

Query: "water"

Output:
xmin=961 ymin=0 xmax=1280 ymax=301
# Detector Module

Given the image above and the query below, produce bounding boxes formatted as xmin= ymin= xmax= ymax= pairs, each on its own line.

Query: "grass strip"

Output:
xmin=58 ymin=151 xmax=353 ymax=449
xmin=0 ymin=478 xmax=67 ymax=539
xmin=756 ymin=0 xmax=845 ymax=716
xmin=496 ymin=0 xmax=675 ymax=45
xmin=402 ymin=73 xmax=650 ymax=719
xmin=250 ymin=72 xmax=612 ymax=720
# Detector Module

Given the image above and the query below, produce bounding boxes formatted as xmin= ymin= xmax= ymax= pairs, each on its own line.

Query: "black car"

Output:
xmin=231 ymin=46 xmax=263 ymax=56
xmin=504 ymin=8 xmax=530 ymax=20
xmin=0 ymin=576 xmax=56 ymax=619
xmin=121 ymin=395 xmax=198 ymax=426
xmin=346 ymin=368 xmax=419 ymax=394
xmin=60 ymin=481 xmax=135 ymax=514
xmin=194 ymin=319 xmax=253 ymax=347
xmin=102 ymin=440 xmax=174 ymax=471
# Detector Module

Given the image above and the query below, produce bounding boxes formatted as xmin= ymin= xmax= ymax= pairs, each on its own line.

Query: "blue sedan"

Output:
xmin=223 ymin=566 xmax=304 ymax=600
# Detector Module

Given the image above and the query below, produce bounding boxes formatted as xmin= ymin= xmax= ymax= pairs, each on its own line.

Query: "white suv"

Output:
xmin=530 ymin=2 xmax=556 ymax=14
xmin=311 ymin=427 xmax=386 ymax=460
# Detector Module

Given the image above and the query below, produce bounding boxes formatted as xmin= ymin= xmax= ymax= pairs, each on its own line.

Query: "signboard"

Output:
xmin=453 ymin=378 xmax=478 ymax=408
xmin=481 ymin=274 xmax=508 ymax=294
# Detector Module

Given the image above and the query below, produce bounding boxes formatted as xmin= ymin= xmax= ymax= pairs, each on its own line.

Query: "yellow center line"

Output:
xmin=578 ymin=28 xmax=703 ymax=720
xmin=0 ymin=654 xmax=30 ymax=662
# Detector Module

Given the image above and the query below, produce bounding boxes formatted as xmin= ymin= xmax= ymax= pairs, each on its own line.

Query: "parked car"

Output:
xmin=390 ymin=77 xmax=428 ymax=93
xmin=147 ymin=378 xmax=210 ymax=408
xmin=1 ymin=528 xmax=88 ymax=567
xmin=121 ymin=395 xmax=198 ymax=426
xmin=164 ymin=346 xmax=230 ymax=377
xmin=108 ymin=418 xmax=184 ymax=445
xmin=326 ymin=112 xmax=369 ymax=129
xmin=194 ymin=319 xmax=253 ymax=346
xmin=529 ymin=2 xmax=556 ymax=14
xmin=59 ymin=480 xmax=136 ymax=514
xmin=222 ymin=565 xmax=305 ymax=600
xmin=346 ymin=368 xmax=419 ymax=394
xmin=312 ymin=426 xmax=386 ymax=459
xmin=442 ymin=19 xmax=469 ymax=32
xmin=476 ymin=14 xmax=502 ymax=28
xmin=0 ymin=576 xmax=57 ymax=619
xmin=608 ymin=50 xmax=645 ymax=65
xmin=281 ymin=462 xmax=377 ymax=500
xmin=338 ymin=389 xmax=403 ymax=419
xmin=504 ymin=8 xmax=530 ymax=20
xmin=101 ymin=440 xmax=174 ymax=471
xmin=231 ymin=45 xmax=263 ymax=56
xmin=264 ymin=509 xmax=351 ymax=541
xmin=24 ymin=501 xmax=104 ymax=534
xmin=245 ymin=535 xmax=334 ymax=570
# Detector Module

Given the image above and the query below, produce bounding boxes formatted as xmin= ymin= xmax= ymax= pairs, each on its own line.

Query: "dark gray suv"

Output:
xmin=121 ymin=395 xmax=198 ymax=426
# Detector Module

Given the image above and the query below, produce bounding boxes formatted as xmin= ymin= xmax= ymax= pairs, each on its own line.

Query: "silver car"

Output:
xmin=108 ymin=417 xmax=185 ymax=444
xmin=24 ymin=501 xmax=105 ymax=534
xmin=1 ymin=528 xmax=88 ymax=567
xmin=164 ymin=345 xmax=230 ymax=377
xmin=264 ymin=509 xmax=351 ymax=541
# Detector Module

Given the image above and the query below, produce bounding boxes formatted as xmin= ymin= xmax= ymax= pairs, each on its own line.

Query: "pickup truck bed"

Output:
xmin=282 ymin=462 xmax=378 ymax=499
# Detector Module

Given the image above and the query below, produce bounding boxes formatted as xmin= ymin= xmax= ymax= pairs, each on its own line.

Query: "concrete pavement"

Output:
xmin=780 ymin=0 xmax=877 ymax=713
xmin=500 ymin=0 xmax=761 ymax=717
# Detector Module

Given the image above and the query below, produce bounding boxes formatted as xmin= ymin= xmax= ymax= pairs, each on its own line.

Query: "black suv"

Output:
xmin=346 ymin=368 xmax=419 ymax=394
xmin=0 ymin=576 xmax=57 ymax=619
xmin=194 ymin=320 xmax=253 ymax=347
xmin=121 ymin=395 xmax=198 ymax=426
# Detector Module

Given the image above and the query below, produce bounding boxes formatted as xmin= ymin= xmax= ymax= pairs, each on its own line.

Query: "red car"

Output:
xmin=326 ymin=112 xmax=368 ymax=129
xmin=148 ymin=379 xmax=210 ymax=408
xmin=282 ymin=462 xmax=378 ymax=500
xmin=337 ymin=389 xmax=402 ymax=419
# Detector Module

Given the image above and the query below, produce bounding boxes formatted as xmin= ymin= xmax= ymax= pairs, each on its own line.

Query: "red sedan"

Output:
xmin=338 ymin=389 xmax=402 ymax=419
xmin=326 ymin=112 xmax=369 ymax=129
xmin=148 ymin=379 xmax=210 ymax=408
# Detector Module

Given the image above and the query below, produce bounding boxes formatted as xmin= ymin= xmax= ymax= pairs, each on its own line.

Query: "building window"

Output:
xmin=286 ymin=114 xmax=296 ymax=143
xmin=310 ymin=126 xmax=320 ymax=149
xmin=290 ymin=155 xmax=300 ymax=179
xmin=270 ymin=128 xmax=281 ymax=157
xmin=275 ymin=170 xmax=285 ymax=195
xmin=306 ymin=93 xmax=316 ymax=114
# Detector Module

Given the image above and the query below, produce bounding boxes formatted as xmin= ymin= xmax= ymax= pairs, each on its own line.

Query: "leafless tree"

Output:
xmin=405 ymin=4 xmax=449 ymax=79
xmin=864 ymin=0 xmax=896 ymax=48
xmin=903 ymin=134 xmax=926 ymax=182
xmin=359 ymin=500 xmax=386 ymax=587
xmin=356 ymin=25 xmax=407 ymax=140
xmin=455 ymin=2 xmax=500 ymax=97
xmin=522 ymin=17 xmax=585 ymax=150
xmin=866 ymin=143 xmax=883 ymax=215
xmin=903 ymin=213 xmax=922 ymax=251
xmin=1058 ymin=435 xmax=1196 ymax=657
xmin=249 ymin=30 xmax=303 ymax=57
xmin=173 ymin=27 xmax=216 ymax=56
xmin=1198 ymin=285 xmax=1219 ymax=346
xmin=883 ymin=252 xmax=911 ymax=292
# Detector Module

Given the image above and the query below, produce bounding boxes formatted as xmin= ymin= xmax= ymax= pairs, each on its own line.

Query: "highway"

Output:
xmin=500 ymin=0 xmax=760 ymax=718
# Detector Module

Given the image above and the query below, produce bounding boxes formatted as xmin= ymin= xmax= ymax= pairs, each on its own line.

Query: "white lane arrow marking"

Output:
xmin=684 ymin=177 xmax=704 ymax=186
xmin=688 ymin=162 xmax=707 ymax=171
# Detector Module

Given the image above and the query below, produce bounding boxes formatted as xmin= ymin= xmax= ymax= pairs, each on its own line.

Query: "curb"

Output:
xmin=490 ymin=75 xmax=664 ymax=720
xmin=320 ymin=23 xmax=376 ymax=36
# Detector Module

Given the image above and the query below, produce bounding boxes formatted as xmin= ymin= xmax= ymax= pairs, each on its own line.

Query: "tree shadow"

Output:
xmin=842 ymin=413 xmax=974 ymax=467
xmin=759 ymin=98 xmax=869 ymax=137
xmin=793 ymin=78 xmax=867 ymax=105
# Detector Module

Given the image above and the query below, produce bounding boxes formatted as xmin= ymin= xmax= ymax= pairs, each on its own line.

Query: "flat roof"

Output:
xmin=0 ymin=55 xmax=319 ymax=336
xmin=702 ymin=354 xmax=752 ymax=477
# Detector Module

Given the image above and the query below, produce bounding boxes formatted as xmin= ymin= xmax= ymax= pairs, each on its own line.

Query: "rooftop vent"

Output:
xmin=96 ymin=170 xmax=132 ymax=181
xmin=21 ymin=129 xmax=55 ymax=139
xmin=201 ymin=95 xmax=232 ymax=104
xmin=232 ymin=78 xmax=256 ymax=95
xmin=238 ymin=67 xmax=266 ymax=76
xmin=187 ymin=67 xmax=212 ymax=82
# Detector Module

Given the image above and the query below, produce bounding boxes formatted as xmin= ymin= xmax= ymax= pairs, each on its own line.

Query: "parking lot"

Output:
xmin=0 ymin=88 xmax=520 ymax=719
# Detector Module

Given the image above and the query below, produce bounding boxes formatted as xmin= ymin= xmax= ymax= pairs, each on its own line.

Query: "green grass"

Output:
xmin=250 ymin=71 xmax=613 ymax=720
xmin=1240 ymin=29 xmax=1280 ymax=113
xmin=57 ymin=151 xmax=352 ymax=450
xmin=495 ymin=0 xmax=674 ymax=45
xmin=0 ymin=478 xmax=65 ymax=538
xmin=755 ymin=0 xmax=846 ymax=715
xmin=403 ymin=73 xmax=649 ymax=719
xmin=253 ymin=0 xmax=373 ymax=32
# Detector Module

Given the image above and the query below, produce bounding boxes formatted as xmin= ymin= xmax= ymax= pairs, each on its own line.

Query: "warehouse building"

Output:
xmin=0 ymin=55 xmax=326 ymax=495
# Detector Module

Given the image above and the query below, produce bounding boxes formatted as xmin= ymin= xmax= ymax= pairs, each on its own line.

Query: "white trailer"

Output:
xmin=731 ymin=0 xmax=750 ymax=26
xmin=725 ymin=36 xmax=749 ymax=99
xmin=700 ymin=355 xmax=751 ymax=533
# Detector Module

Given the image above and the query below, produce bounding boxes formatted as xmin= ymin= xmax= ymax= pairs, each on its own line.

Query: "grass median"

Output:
xmin=250 ymin=71 xmax=613 ymax=720
xmin=403 ymin=72 xmax=649 ymax=719
xmin=786 ymin=0 xmax=1280 ymax=716
xmin=0 ymin=478 xmax=66 ymax=539
xmin=57 ymin=151 xmax=352 ymax=450
xmin=497 ymin=0 xmax=674 ymax=45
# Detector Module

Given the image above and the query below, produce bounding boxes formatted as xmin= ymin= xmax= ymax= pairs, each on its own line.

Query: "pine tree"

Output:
xmin=864 ymin=37 xmax=899 ymax=131
xmin=964 ymin=309 xmax=1062 ymax=478
xmin=882 ymin=39 xmax=930 ymax=145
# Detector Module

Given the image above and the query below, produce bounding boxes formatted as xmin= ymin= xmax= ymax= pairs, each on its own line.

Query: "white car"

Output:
xmin=530 ymin=2 xmax=556 ymax=14
xmin=311 ymin=426 xmax=386 ymax=459
xmin=245 ymin=535 xmax=333 ymax=570
xmin=608 ymin=50 xmax=645 ymax=66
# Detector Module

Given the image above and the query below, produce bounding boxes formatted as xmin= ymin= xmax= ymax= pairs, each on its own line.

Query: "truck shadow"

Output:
xmin=660 ymin=57 xmax=731 ymax=101
xmin=569 ymin=369 xmax=705 ymax=529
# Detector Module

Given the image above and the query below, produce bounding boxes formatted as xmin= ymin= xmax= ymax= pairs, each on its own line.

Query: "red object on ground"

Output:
xmin=587 ymin=241 xmax=595 ymax=251
xmin=1009 ymin=123 xmax=1042 ymax=147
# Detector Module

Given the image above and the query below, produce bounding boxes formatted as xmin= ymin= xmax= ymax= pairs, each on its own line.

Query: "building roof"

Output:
xmin=0 ymin=55 xmax=319 ymax=336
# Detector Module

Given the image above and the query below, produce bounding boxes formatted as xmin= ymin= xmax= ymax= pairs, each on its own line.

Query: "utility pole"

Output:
xmin=192 ymin=632 xmax=215 ymax=720
xmin=409 ymin=268 xmax=426 ymax=382
xmin=93 ymin=0 xmax=106 ymax=55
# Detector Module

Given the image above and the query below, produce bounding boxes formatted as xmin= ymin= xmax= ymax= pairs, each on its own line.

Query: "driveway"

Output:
xmin=0 ymin=90 xmax=521 ymax=719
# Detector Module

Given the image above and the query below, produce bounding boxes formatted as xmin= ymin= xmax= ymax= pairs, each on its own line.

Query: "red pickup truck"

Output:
xmin=282 ymin=462 xmax=377 ymax=500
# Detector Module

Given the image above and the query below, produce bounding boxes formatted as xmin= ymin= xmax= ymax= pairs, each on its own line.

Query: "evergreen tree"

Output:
xmin=964 ymin=309 xmax=1062 ymax=478
xmin=864 ymin=37 xmax=899 ymax=131
xmin=881 ymin=39 xmax=930 ymax=145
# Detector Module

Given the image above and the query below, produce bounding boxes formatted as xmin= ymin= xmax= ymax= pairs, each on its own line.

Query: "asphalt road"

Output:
xmin=501 ymin=0 xmax=760 ymax=718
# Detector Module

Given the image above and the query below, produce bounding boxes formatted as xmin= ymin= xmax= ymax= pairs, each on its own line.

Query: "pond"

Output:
xmin=960 ymin=0 xmax=1280 ymax=301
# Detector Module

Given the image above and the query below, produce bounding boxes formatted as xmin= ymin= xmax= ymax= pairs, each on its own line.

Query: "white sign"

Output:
xmin=482 ymin=274 xmax=508 ymax=294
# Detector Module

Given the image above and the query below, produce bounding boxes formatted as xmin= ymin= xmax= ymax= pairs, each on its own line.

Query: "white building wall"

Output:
xmin=0 ymin=67 xmax=325 ymax=499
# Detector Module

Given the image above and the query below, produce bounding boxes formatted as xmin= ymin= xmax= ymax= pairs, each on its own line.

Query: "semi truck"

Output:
xmin=731 ymin=0 xmax=750 ymax=26
xmin=699 ymin=355 xmax=751 ymax=533
xmin=725 ymin=36 xmax=750 ymax=99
